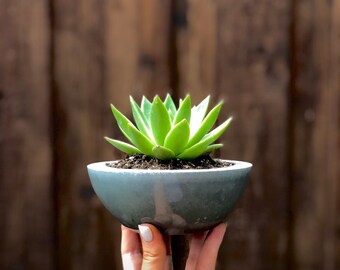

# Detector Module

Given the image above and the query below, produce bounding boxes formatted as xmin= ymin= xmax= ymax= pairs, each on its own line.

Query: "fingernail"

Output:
xmin=138 ymin=225 xmax=153 ymax=242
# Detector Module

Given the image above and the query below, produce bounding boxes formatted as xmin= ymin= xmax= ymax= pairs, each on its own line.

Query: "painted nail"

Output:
xmin=138 ymin=225 xmax=153 ymax=242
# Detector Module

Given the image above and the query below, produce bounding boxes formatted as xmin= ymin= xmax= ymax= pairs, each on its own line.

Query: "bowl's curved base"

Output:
xmin=123 ymin=218 xmax=223 ymax=235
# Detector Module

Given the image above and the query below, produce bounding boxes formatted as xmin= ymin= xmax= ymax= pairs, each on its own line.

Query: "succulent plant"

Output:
xmin=105 ymin=94 xmax=232 ymax=160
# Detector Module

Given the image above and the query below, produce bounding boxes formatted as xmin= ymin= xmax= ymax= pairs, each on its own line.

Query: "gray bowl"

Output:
xmin=87 ymin=160 xmax=252 ymax=235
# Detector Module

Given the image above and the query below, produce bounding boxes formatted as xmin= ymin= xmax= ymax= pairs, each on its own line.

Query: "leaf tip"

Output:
xmin=153 ymin=95 xmax=162 ymax=103
xmin=104 ymin=136 xmax=113 ymax=143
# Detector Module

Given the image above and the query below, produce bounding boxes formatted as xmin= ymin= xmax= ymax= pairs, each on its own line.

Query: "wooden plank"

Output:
xmin=175 ymin=0 xmax=218 ymax=101
xmin=329 ymin=3 xmax=340 ymax=270
xmin=53 ymin=0 xmax=172 ymax=269
xmin=52 ymin=1 xmax=119 ymax=268
xmin=290 ymin=0 xmax=340 ymax=269
xmin=103 ymin=0 xmax=173 ymax=142
xmin=214 ymin=1 xmax=291 ymax=269
xmin=0 ymin=0 xmax=54 ymax=269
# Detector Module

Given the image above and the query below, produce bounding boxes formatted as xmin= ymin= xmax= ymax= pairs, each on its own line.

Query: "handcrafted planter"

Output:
xmin=87 ymin=159 xmax=252 ymax=235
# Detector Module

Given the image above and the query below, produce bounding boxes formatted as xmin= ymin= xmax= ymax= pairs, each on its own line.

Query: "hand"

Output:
xmin=121 ymin=223 xmax=227 ymax=270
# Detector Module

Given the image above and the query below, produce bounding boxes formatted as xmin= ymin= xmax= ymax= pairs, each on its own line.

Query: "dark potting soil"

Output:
xmin=106 ymin=154 xmax=234 ymax=170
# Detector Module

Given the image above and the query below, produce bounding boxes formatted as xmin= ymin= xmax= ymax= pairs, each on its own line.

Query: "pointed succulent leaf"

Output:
xmin=164 ymin=94 xmax=177 ymax=121
xmin=152 ymin=145 xmax=176 ymax=160
xmin=190 ymin=95 xmax=210 ymax=133
xmin=178 ymin=117 xmax=232 ymax=159
xmin=130 ymin=96 xmax=152 ymax=138
xmin=110 ymin=104 xmax=137 ymax=140
xmin=187 ymin=101 xmax=223 ymax=148
xmin=141 ymin=96 xmax=152 ymax=121
xmin=150 ymin=96 xmax=172 ymax=145
xmin=164 ymin=119 xmax=190 ymax=155
xmin=126 ymin=123 xmax=155 ymax=155
xmin=201 ymin=117 xmax=233 ymax=144
xmin=202 ymin=143 xmax=223 ymax=155
xmin=173 ymin=95 xmax=191 ymax=125
xmin=176 ymin=141 xmax=210 ymax=159
xmin=104 ymin=137 xmax=141 ymax=155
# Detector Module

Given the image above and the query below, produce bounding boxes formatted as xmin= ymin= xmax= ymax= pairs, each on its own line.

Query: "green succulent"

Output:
xmin=105 ymin=94 xmax=232 ymax=160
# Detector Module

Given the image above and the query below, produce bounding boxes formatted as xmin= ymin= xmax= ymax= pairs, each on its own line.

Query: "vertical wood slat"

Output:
xmin=103 ymin=0 xmax=172 ymax=127
xmin=103 ymin=0 xmax=173 ymax=108
xmin=53 ymin=0 xmax=172 ymax=269
xmin=216 ymin=1 xmax=290 ymax=269
xmin=333 ymin=3 xmax=340 ymax=269
xmin=0 ymin=0 xmax=54 ymax=269
xmin=327 ymin=2 xmax=339 ymax=269
xmin=52 ymin=1 xmax=118 ymax=269
xmin=291 ymin=0 xmax=340 ymax=269
xmin=175 ymin=0 xmax=218 ymax=101
xmin=53 ymin=1 xmax=112 ymax=269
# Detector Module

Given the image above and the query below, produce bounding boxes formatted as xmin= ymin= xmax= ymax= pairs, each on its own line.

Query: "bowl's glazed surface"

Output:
xmin=87 ymin=160 xmax=252 ymax=235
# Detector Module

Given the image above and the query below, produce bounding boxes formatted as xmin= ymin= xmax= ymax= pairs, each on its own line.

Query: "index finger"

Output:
xmin=121 ymin=225 xmax=143 ymax=269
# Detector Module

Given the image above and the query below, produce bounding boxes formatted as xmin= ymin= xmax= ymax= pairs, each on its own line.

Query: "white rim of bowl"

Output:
xmin=87 ymin=159 xmax=253 ymax=174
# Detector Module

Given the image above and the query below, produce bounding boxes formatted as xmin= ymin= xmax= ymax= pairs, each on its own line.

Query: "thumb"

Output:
xmin=138 ymin=224 xmax=167 ymax=270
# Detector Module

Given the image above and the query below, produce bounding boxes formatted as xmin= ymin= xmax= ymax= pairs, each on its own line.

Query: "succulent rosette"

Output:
xmin=105 ymin=94 xmax=232 ymax=160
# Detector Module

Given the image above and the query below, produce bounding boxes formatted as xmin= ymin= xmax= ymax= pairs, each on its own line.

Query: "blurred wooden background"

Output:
xmin=0 ymin=0 xmax=339 ymax=269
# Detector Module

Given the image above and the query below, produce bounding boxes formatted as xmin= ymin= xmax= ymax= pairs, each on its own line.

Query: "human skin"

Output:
xmin=121 ymin=223 xmax=227 ymax=270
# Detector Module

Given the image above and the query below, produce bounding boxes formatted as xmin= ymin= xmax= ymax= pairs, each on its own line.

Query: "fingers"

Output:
xmin=195 ymin=223 xmax=227 ymax=270
xmin=121 ymin=223 xmax=226 ymax=270
xmin=185 ymin=231 xmax=208 ymax=270
xmin=138 ymin=224 xmax=168 ymax=270
xmin=121 ymin=225 xmax=143 ymax=270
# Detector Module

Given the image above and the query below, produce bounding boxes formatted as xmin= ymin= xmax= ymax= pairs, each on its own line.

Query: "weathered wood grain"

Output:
xmin=103 ymin=0 xmax=173 ymax=106
xmin=290 ymin=0 xmax=340 ymax=269
xmin=335 ymin=3 xmax=340 ymax=266
xmin=52 ymin=1 xmax=117 ymax=269
xmin=175 ymin=0 xmax=218 ymax=101
xmin=327 ymin=3 xmax=339 ymax=270
xmin=215 ymin=1 xmax=291 ymax=269
xmin=0 ymin=0 xmax=54 ymax=269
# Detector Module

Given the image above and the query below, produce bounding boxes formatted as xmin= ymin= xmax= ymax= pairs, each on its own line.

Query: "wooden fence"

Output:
xmin=0 ymin=0 xmax=339 ymax=269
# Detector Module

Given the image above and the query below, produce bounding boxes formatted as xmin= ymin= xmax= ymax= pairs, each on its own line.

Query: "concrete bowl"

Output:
xmin=87 ymin=159 xmax=252 ymax=235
